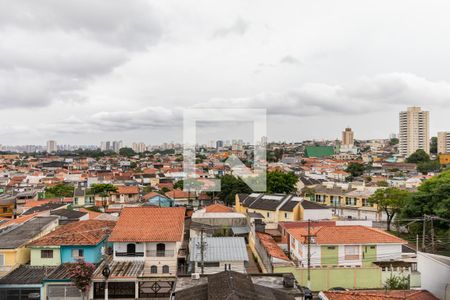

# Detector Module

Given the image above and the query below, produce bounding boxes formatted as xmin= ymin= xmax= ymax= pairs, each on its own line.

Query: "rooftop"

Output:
xmin=109 ymin=207 xmax=185 ymax=242
xmin=29 ymin=219 xmax=115 ymax=246
xmin=189 ymin=237 xmax=248 ymax=262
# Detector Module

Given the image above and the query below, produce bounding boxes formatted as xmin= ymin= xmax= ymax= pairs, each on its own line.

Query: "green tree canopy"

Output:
xmin=345 ymin=162 xmax=366 ymax=177
xmin=266 ymin=171 xmax=298 ymax=194
xmin=401 ymin=169 xmax=450 ymax=224
xmin=369 ymin=187 xmax=411 ymax=231
xmin=45 ymin=183 xmax=74 ymax=198
xmin=406 ymin=149 xmax=430 ymax=164
xmin=217 ymin=175 xmax=252 ymax=205
xmin=389 ymin=138 xmax=399 ymax=146
xmin=90 ymin=183 xmax=117 ymax=197
xmin=119 ymin=147 xmax=136 ymax=157
xmin=430 ymin=136 xmax=438 ymax=154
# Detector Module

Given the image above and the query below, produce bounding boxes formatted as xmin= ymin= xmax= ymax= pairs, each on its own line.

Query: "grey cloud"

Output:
xmin=280 ymin=55 xmax=301 ymax=65
xmin=0 ymin=0 xmax=164 ymax=109
xmin=202 ymin=73 xmax=450 ymax=116
xmin=213 ymin=17 xmax=249 ymax=38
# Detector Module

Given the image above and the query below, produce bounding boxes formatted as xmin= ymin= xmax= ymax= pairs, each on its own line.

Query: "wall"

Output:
xmin=376 ymin=244 xmax=402 ymax=261
xmin=303 ymin=208 xmax=332 ymax=221
xmin=61 ymin=243 xmax=104 ymax=264
xmin=30 ymin=247 xmax=61 ymax=266
xmin=417 ymin=252 xmax=450 ymax=300
xmin=275 ymin=266 xmax=382 ymax=291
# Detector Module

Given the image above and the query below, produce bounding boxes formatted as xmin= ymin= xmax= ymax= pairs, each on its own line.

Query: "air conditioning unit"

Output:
xmin=191 ymin=273 xmax=200 ymax=280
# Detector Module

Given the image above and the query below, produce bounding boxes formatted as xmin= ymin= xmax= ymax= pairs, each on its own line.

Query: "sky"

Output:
xmin=1 ymin=0 xmax=450 ymax=146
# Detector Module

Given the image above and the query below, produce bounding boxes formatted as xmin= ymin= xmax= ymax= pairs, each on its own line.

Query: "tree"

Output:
xmin=401 ymin=169 xmax=450 ymax=228
xmin=45 ymin=183 xmax=74 ymax=198
xmin=430 ymin=136 xmax=438 ymax=154
xmin=119 ymin=147 xmax=136 ymax=157
xmin=385 ymin=274 xmax=410 ymax=290
xmin=389 ymin=138 xmax=399 ymax=146
xmin=217 ymin=175 xmax=252 ymax=205
xmin=173 ymin=180 xmax=184 ymax=190
xmin=406 ymin=149 xmax=430 ymax=164
xmin=90 ymin=184 xmax=117 ymax=210
xmin=369 ymin=187 xmax=410 ymax=231
xmin=161 ymin=187 xmax=170 ymax=194
xmin=376 ymin=181 xmax=389 ymax=187
xmin=67 ymin=260 xmax=96 ymax=300
xmin=417 ymin=160 xmax=441 ymax=174
xmin=266 ymin=171 xmax=298 ymax=194
xmin=346 ymin=162 xmax=365 ymax=177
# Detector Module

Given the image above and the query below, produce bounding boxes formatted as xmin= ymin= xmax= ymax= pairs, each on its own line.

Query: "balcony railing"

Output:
xmin=146 ymin=250 xmax=175 ymax=257
xmin=115 ymin=251 xmax=144 ymax=257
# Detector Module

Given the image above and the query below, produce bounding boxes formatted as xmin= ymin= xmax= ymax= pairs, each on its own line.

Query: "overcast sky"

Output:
xmin=1 ymin=0 xmax=450 ymax=146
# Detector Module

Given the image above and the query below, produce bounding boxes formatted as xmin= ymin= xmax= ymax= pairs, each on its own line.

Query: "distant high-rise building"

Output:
xmin=100 ymin=141 xmax=107 ymax=151
xmin=216 ymin=140 xmax=223 ymax=149
xmin=112 ymin=141 xmax=123 ymax=153
xmin=46 ymin=140 xmax=57 ymax=153
xmin=399 ymin=106 xmax=430 ymax=156
xmin=342 ymin=128 xmax=354 ymax=147
xmin=437 ymin=131 xmax=450 ymax=154
xmin=132 ymin=142 xmax=147 ymax=153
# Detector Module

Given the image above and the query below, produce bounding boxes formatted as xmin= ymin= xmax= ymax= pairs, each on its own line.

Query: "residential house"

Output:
xmin=90 ymin=207 xmax=186 ymax=299
xmin=190 ymin=204 xmax=247 ymax=238
xmin=73 ymin=186 xmax=95 ymax=207
xmin=189 ymin=237 xmax=248 ymax=274
xmin=165 ymin=189 xmax=197 ymax=206
xmin=287 ymin=225 xmax=406 ymax=268
xmin=0 ymin=195 xmax=15 ymax=218
xmin=49 ymin=209 xmax=88 ymax=225
xmin=0 ymin=216 xmax=59 ymax=276
xmin=143 ymin=191 xmax=174 ymax=207
xmin=236 ymin=193 xmax=331 ymax=228
xmin=27 ymin=220 xmax=115 ymax=266
xmin=110 ymin=185 xmax=140 ymax=204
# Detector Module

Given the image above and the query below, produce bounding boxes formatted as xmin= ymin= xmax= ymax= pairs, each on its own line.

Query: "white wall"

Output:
xmin=376 ymin=244 xmax=402 ymax=261
xmin=303 ymin=208 xmax=332 ymax=220
xmin=338 ymin=245 xmax=362 ymax=267
xmin=417 ymin=252 xmax=450 ymax=300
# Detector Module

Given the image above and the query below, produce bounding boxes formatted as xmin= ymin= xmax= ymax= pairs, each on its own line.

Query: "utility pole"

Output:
xmin=422 ymin=215 xmax=427 ymax=251
xmin=430 ymin=216 xmax=435 ymax=254
xmin=301 ymin=219 xmax=316 ymax=289
xmin=199 ymin=227 xmax=205 ymax=274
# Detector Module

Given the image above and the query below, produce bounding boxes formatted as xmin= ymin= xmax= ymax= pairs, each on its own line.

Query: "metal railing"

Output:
xmin=115 ymin=251 xmax=144 ymax=257
xmin=146 ymin=250 xmax=175 ymax=257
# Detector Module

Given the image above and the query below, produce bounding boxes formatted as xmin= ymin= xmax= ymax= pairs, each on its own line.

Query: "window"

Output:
xmin=344 ymin=245 xmax=359 ymax=260
xmin=41 ymin=250 xmax=53 ymax=259
xmin=198 ymin=262 xmax=220 ymax=267
xmin=72 ymin=249 xmax=84 ymax=258
xmin=327 ymin=246 xmax=336 ymax=250
xmin=74 ymin=198 xmax=78 ymax=205
xmin=127 ymin=243 xmax=136 ymax=254
xmin=267 ymin=212 xmax=270 ymax=217
xmin=150 ymin=265 xmax=157 ymax=274
xmin=285 ymin=213 xmax=288 ymax=218
xmin=162 ymin=265 xmax=169 ymax=273
xmin=156 ymin=243 xmax=166 ymax=257
xmin=0 ymin=254 xmax=4 ymax=266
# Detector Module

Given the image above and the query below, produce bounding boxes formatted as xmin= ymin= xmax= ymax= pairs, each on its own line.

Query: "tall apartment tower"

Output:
xmin=437 ymin=131 xmax=450 ymax=154
xmin=399 ymin=107 xmax=430 ymax=156
xmin=46 ymin=140 xmax=57 ymax=153
xmin=342 ymin=128 xmax=354 ymax=147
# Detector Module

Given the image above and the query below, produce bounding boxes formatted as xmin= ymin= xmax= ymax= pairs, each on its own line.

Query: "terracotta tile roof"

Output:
xmin=115 ymin=185 xmax=139 ymax=194
xmin=205 ymin=204 xmax=233 ymax=213
xmin=322 ymin=290 xmax=439 ymax=300
xmin=142 ymin=191 xmax=163 ymax=201
xmin=165 ymin=189 xmax=190 ymax=199
xmin=109 ymin=207 xmax=186 ymax=242
xmin=29 ymin=220 xmax=116 ymax=246
xmin=0 ymin=213 xmax=37 ymax=229
xmin=256 ymin=232 xmax=289 ymax=261
xmin=78 ymin=208 xmax=102 ymax=219
xmin=287 ymin=225 xmax=407 ymax=245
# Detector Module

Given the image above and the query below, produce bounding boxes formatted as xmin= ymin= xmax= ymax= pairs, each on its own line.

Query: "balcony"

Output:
xmin=115 ymin=251 xmax=144 ymax=257
xmin=146 ymin=250 xmax=175 ymax=257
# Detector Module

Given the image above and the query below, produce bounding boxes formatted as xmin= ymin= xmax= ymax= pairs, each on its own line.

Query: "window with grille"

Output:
xmin=41 ymin=250 xmax=53 ymax=259
xmin=344 ymin=245 xmax=359 ymax=260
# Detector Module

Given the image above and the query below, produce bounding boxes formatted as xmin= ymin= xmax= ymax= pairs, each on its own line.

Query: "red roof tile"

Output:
xmin=256 ymin=232 xmax=289 ymax=261
xmin=288 ymin=225 xmax=406 ymax=245
xmin=115 ymin=186 xmax=139 ymax=195
xmin=322 ymin=290 xmax=439 ymax=300
xmin=165 ymin=189 xmax=190 ymax=199
xmin=109 ymin=207 xmax=185 ymax=242
xmin=29 ymin=220 xmax=116 ymax=246
xmin=205 ymin=204 xmax=233 ymax=213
